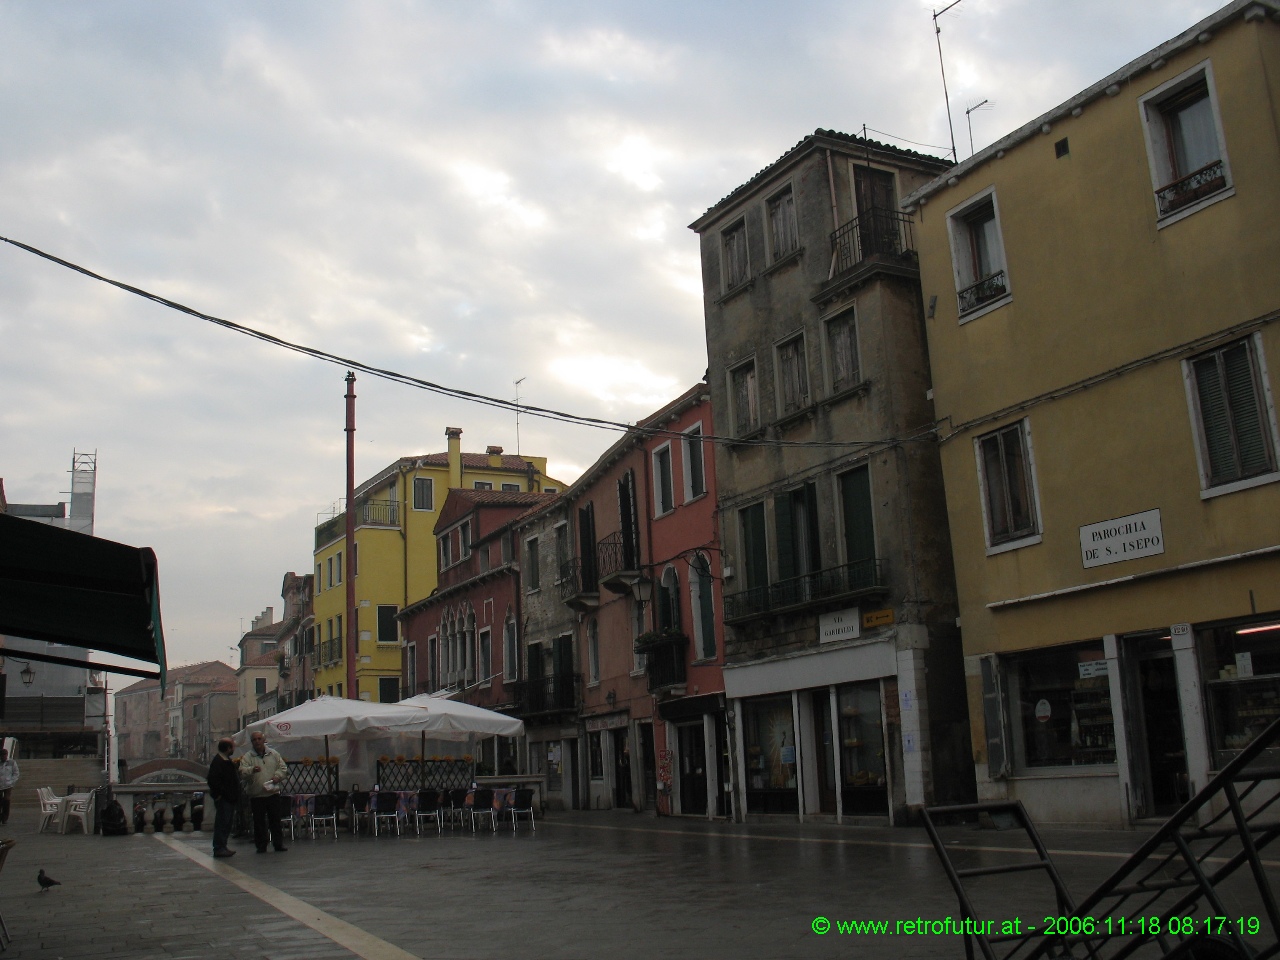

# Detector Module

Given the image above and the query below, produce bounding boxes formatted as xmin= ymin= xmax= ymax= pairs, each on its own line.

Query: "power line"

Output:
xmin=0 ymin=235 xmax=936 ymax=452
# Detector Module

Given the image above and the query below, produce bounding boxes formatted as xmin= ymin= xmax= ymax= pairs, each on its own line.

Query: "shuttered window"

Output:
xmin=723 ymin=220 xmax=749 ymax=289
xmin=730 ymin=360 xmax=759 ymax=435
xmin=840 ymin=466 xmax=875 ymax=565
xmin=827 ymin=312 xmax=860 ymax=394
xmin=767 ymin=186 xmax=798 ymax=261
xmin=777 ymin=336 xmax=809 ymax=415
xmin=1192 ymin=339 xmax=1276 ymax=487
xmin=739 ymin=503 xmax=768 ymax=590
xmin=775 ymin=484 xmax=820 ymax=581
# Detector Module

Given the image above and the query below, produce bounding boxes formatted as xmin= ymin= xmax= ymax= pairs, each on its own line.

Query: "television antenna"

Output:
xmin=932 ymin=0 xmax=966 ymax=163
xmin=514 ymin=377 xmax=526 ymax=456
xmin=965 ymin=99 xmax=993 ymax=157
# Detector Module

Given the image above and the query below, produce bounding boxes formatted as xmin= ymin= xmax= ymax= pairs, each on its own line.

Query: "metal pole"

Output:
xmin=933 ymin=2 xmax=964 ymax=163
xmin=345 ymin=372 xmax=358 ymax=700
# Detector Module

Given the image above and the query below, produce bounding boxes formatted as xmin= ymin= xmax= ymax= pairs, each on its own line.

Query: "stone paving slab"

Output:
xmin=0 ymin=809 xmax=1276 ymax=959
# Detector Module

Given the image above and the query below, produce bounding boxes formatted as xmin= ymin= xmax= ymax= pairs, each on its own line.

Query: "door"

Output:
xmin=853 ymin=166 xmax=899 ymax=256
xmin=639 ymin=722 xmax=657 ymax=811
xmin=678 ymin=723 xmax=707 ymax=816
xmin=612 ymin=728 xmax=633 ymax=809
xmin=1137 ymin=651 xmax=1188 ymax=817
xmin=812 ymin=694 xmax=838 ymax=814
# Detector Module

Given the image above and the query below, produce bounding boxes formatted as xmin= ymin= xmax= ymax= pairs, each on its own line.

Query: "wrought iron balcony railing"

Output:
xmin=640 ymin=633 xmax=688 ymax=693
xmin=596 ymin=531 xmax=641 ymax=591
xmin=512 ymin=673 xmax=579 ymax=716
xmin=559 ymin=556 xmax=599 ymax=607
xmin=358 ymin=498 xmax=399 ymax=527
xmin=957 ymin=270 xmax=1008 ymax=315
xmin=1155 ymin=159 xmax=1226 ymax=216
xmin=829 ymin=207 xmax=915 ymax=276
xmin=723 ymin=558 xmax=887 ymax=622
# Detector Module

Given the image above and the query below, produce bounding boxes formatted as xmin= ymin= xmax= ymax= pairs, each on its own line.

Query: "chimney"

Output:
xmin=446 ymin=427 xmax=463 ymax=489
xmin=486 ymin=445 xmax=504 ymax=468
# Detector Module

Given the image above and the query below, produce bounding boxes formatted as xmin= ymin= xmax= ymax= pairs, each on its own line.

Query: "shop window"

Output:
xmin=976 ymin=419 xmax=1040 ymax=551
xmin=1004 ymin=643 xmax=1115 ymax=769
xmin=742 ymin=696 xmax=798 ymax=814
xmin=1199 ymin=617 xmax=1280 ymax=768
xmin=1186 ymin=335 xmax=1278 ymax=495
xmin=1139 ymin=62 xmax=1232 ymax=222
xmin=837 ymin=682 xmax=887 ymax=815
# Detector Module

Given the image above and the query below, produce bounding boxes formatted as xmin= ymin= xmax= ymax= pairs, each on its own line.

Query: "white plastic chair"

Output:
xmin=36 ymin=788 xmax=62 ymax=833
xmin=62 ymin=794 xmax=92 ymax=834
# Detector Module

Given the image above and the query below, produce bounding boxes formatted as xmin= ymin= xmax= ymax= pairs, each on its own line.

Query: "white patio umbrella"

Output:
xmin=237 ymin=696 xmax=436 ymax=744
xmin=396 ymin=693 xmax=525 ymax=739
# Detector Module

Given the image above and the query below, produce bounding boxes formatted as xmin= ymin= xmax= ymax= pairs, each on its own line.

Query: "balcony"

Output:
xmin=358 ymin=498 xmax=400 ymax=527
xmin=559 ymin=557 xmax=600 ymax=610
xmin=722 ymin=558 xmax=888 ymax=623
xmin=512 ymin=673 xmax=579 ymax=717
xmin=597 ymin=531 xmax=642 ymax=593
xmin=829 ymin=208 xmax=915 ymax=277
xmin=636 ymin=631 xmax=688 ymax=694
xmin=1155 ymin=159 xmax=1226 ymax=217
xmin=957 ymin=270 xmax=1008 ymax=315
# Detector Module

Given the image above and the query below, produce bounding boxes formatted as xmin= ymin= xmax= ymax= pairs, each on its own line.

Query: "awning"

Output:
xmin=0 ymin=512 xmax=167 ymax=688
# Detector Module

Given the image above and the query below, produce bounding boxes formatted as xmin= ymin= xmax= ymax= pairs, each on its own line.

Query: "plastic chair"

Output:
xmin=509 ymin=788 xmax=535 ymax=832
xmin=279 ymin=795 xmax=299 ymax=840
xmin=445 ymin=788 xmax=469 ymax=829
xmin=62 ymin=794 xmax=93 ymax=835
xmin=468 ymin=788 xmax=497 ymax=832
xmin=36 ymin=788 xmax=62 ymax=833
xmin=309 ymin=794 xmax=339 ymax=840
xmin=414 ymin=790 xmax=442 ymax=835
xmin=349 ymin=790 xmax=372 ymax=835
xmin=372 ymin=790 xmax=401 ymax=837
xmin=0 ymin=838 xmax=14 ymax=948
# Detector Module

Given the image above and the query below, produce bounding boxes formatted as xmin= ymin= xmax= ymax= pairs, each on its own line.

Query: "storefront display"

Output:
xmin=1198 ymin=616 xmax=1280 ymax=770
xmin=836 ymin=681 xmax=887 ymax=814
xmin=1008 ymin=642 xmax=1116 ymax=769
xmin=742 ymin=696 xmax=798 ymax=814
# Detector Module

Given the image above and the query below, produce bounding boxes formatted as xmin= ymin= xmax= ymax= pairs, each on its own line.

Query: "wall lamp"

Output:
xmin=4 ymin=658 xmax=35 ymax=687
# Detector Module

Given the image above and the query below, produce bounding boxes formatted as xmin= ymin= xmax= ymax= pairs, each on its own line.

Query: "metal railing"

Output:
xmin=559 ymin=556 xmax=598 ymax=603
xmin=1155 ymin=158 xmax=1226 ymax=216
xmin=642 ymin=634 xmax=688 ymax=692
xmin=512 ymin=673 xmax=579 ymax=715
xmin=597 ymin=531 xmax=639 ymax=583
xmin=358 ymin=498 xmax=399 ymax=527
xmin=958 ymin=269 xmax=1008 ymax=315
xmin=723 ymin=558 xmax=886 ymax=621
xmin=375 ymin=758 xmax=475 ymax=792
xmin=829 ymin=207 xmax=915 ymax=276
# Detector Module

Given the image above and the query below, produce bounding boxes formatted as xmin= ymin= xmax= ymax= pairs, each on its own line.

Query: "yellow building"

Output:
xmin=312 ymin=428 xmax=561 ymax=703
xmin=904 ymin=0 xmax=1280 ymax=825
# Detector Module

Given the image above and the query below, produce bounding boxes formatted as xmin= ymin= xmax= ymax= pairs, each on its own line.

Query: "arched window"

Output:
xmin=503 ymin=612 xmax=518 ymax=682
xmin=689 ymin=553 xmax=716 ymax=660
xmin=658 ymin=566 xmax=681 ymax=633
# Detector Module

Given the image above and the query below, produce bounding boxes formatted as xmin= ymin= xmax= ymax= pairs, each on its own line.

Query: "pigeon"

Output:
xmin=37 ymin=869 xmax=60 ymax=892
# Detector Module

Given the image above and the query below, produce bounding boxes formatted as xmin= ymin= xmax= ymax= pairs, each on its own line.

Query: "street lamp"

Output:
xmin=630 ymin=577 xmax=652 ymax=604
xmin=4 ymin=658 xmax=34 ymax=686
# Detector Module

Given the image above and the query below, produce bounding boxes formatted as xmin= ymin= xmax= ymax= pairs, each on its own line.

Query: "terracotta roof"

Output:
xmin=451 ymin=489 xmax=559 ymax=508
xmin=115 ymin=660 xmax=234 ymax=694
xmin=241 ymin=651 xmax=279 ymax=668
xmin=209 ymin=679 xmax=238 ymax=694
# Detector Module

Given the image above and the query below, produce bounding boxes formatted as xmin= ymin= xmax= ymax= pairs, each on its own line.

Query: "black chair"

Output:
xmin=414 ymin=790 xmax=442 ymax=834
xmin=372 ymin=790 xmax=401 ymax=837
xmin=310 ymin=794 xmax=339 ymax=840
xmin=279 ymin=795 xmax=299 ymax=840
xmin=349 ymin=790 xmax=372 ymax=835
xmin=0 ymin=838 xmax=15 ymax=948
xmin=446 ymin=788 xmax=469 ymax=829
xmin=468 ymin=788 xmax=497 ymax=832
xmin=509 ymin=788 xmax=535 ymax=832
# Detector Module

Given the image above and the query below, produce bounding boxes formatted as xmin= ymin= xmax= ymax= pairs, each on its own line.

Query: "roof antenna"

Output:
xmin=965 ymin=99 xmax=993 ymax=158
xmin=933 ymin=0 xmax=964 ymax=163
xmin=514 ymin=377 xmax=526 ymax=456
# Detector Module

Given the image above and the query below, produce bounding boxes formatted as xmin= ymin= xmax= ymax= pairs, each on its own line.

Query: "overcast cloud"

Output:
xmin=0 ymin=0 xmax=1223 ymax=673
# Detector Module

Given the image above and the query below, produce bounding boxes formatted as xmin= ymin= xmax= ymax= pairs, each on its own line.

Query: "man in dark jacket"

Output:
xmin=206 ymin=738 xmax=240 ymax=858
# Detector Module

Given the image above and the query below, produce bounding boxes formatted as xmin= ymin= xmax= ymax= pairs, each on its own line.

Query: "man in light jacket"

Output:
xmin=0 ymin=748 xmax=18 ymax=825
xmin=240 ymin=731 xmax=288 ymax=853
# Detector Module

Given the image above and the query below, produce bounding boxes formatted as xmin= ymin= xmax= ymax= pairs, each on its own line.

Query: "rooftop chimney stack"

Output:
xmin=446 ymin=427 xmax=463 ymax=489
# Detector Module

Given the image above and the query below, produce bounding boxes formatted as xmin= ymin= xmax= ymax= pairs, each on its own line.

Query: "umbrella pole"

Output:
xmin=325 ymin=735 xmax=335 ymax=793
xmin=420 ymin=732 xmax=426 ymax=791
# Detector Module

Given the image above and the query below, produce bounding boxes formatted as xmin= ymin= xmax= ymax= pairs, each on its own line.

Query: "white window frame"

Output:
xmin=765 ymin=182 xmax=799 ymax=263
xmin=413 ymin=476 xmax=434 ymax=511
xmin=478 ymin=627 xmax=493 ymax=687
xmin=727 ymin=356 xmax=760 ymax=436
xmin=721 ymin=218 xmax=750 ymax=292
xmin=473 ymin=480 xmax=493 ymax=490
xmin=973 ymin=418 xmax=1044 ymax=556
xmin=1182 ymin=331 xmax=1280 ymax=500
xmin=774 ymin=331 xmax=810 ymax=416
xmin=335 ymin=551 xmax=343 ymax=584
xmin=652 ymin=442 xmax=675 ymax=516
xmin=945 ymin=185 xmax=1012 ymax=324
xmin=439 ymin=533 xmax=453 ymax=570
xmin=460 ymin=521 xmax=472 ymax=559
xmin=822 ymin=306 xmax=862 ymax=396
xmin=501 ymin=482 xmax=520 ymax=492
xmin=1138 ymin=59 xmax=1234 ymax=228
xmin=682 ymin=421 xmax=707 ymax=503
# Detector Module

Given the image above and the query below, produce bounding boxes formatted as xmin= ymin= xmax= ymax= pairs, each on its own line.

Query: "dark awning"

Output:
xmin=0 ymin=513 xmax=167 ymax=688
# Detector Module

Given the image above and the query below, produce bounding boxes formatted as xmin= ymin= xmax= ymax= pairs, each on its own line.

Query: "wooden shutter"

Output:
xmin=774 ymin=493 xmax=796 ymax=581
xmin=740 ymin=504 xmax=768 ymax=590
xmin=840 ymin=467 xmax=875 ymax=564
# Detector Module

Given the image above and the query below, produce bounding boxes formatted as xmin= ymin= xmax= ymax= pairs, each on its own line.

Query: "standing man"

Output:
xmin=205 ymin=738 xmax=240 ymax=858
xmin=240 ymin=731 xmax=288 ymax=853
xmin=0 ymin=747 xmax=18 ymax=825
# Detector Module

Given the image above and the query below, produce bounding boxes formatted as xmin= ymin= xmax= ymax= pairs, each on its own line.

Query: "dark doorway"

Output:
xmin=812 ymin=695 xmax=838 ymax=814
xmin=612 ymin=728 xmax=632 ymax=809
xmin=854 ymin=166 xmax=900 ymax=257
xmin=1137 ymin=652 xmax=1188 ymax=817
xmin=639 ymin=722 xmax=657 ymax=811
xmin=678 ymin=723 xmax=707 ymax=816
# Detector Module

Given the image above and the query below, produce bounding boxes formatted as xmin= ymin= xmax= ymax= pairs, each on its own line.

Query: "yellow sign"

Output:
xmin=862 ymin=608 xmax=894 ymax=629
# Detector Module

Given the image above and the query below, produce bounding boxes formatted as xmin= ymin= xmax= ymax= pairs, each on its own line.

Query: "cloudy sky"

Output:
xmin=0 ymin=0 xmax=1222 ymax=674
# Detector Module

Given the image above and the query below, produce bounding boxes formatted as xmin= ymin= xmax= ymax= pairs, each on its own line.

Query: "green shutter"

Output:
xmin=740 ymin=504 xmax=768 ymax=590
xmin=1195 ymin=354 xmax=1236 ymax=482
xmin=775 ymin=493 xmax=796 ymax=581
xmin=1224 ymin=343 xmax=1273 ymax=476
xmin=840 ymin=467 xmax=875 ymax=564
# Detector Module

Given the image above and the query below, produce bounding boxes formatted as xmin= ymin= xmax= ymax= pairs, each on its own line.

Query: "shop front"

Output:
xmin=1198 ymin=613 xmax=1280 ymax=773
xmin=657 ymin=693 xmax=731 ymax=818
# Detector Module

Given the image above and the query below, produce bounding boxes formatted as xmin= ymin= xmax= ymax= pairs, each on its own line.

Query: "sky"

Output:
xmin=0 ymin=0 xmax=1225 ymax=675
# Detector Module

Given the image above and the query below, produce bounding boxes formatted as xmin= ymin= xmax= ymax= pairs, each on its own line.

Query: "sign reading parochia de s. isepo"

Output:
xmin=1080 ymin=508 xmax=1164 ymax=569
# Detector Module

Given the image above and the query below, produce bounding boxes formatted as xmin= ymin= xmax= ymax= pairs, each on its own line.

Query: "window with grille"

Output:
xmin=977 ymin=420 xmax=1039 ymax=547
xmin=767 ymin=186 xmax=798 ymax=261
xmin=722 ymin=220 xmax=749 ymax=290
xmin=1140 ymin=64 xmax=1231 ymax=221
xmin=947 ymin=188 xmax=1010 ymax=318
xmin=1189 ymin=337 xmax=1277 ymax=489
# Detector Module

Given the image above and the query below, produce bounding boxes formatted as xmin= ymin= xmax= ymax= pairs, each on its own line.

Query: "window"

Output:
xmin=767 ymin=185 xmax=798 ymax=261
xmin=503 ymin=616 xmax=518 ymax=682
xmin=739 ymin=502 xmax=768 ymax=592
xmin=473 ymin=481 xmax=493 ymax=490
xmin=554 ymin=523 xmax=569 ymax=579
xmin=428 ymin=636 xmax=438 ymax=692
xmin=439 ymin=533 xmax=453 ymax=569
xmin=315 ymin=563 xmax=322 ymax=590
xmin=406 ymin=643 xmax=417 ymax=695
xmin=653 ymin=444 xmax=674 ymax=515
xmin=1187 ymin=336 xmax=1277 ymax=492
xmin=378 ymin=676 xmax=399 ymax=703
xmin=657 ymin=567 xmax=681 ymax=633
xmin=501 ymin=482 xmax=520 ymax=492
xmin=479 ymin=544 xmax=491 ymax=573
xmin=775 ymin=483 xmax=820 ymax=583
xmin=776 ymin=335 xmax=809 ymax=415
xmin=722 ymin=219 xmax=749 ymax=290
xmin=976 ymin=420 xmax=1040 ymax=549
xmin=839 ymin=465 xmax=876 ymax=568
xmin=544 ymin=486 xmax=558 ymax=494
xmin=326 ymin=556 xmax=333 ymax=588
xmin=335 ymin=551 xmax=343 ymax=584
xmin=690 ymin=554 xmax=716 ymax=660
xmin=826 ymin=310 xmax=861 ymax=394
xmin=413 ymin=476 xmax=434 ymax=511
xmin=946 ymin=188 xmax=1010 ymax=319
xmin=683 ymin=425 xmax=706 ymax=501
xmin=729 ymin=359 xmax=760 ymax=435
xmin=500 ymin=533 xmax=513 ymax=565
xmin=587 ymin=620 xmax=600 ymax=683
xmin=377 ymin=605 xmax=398 ymax=645
xmin=335 ymin=614 xmax=343 ymax=647
xmin=460 ymin=522 xmax=472 ymax=558
xmin=352 ymin=542 xmax=358 ymax=577
xmin=526 ymin=537 xmax=541 ymax=590
xmin=589 ymin=731 xmax=604 ymax=779
xmin=478 ymin=628 xmax=492 ymax=685
xmin=255 ymin=677 xmax=267 ymax=696
xmin=1139 ymin=63 xmax=1231 ymax=221
xmin=1003 ymin=643 xmax=1115 ymax=769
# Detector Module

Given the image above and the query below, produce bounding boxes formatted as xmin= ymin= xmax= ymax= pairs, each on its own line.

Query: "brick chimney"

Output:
xmin=446 ymin=427 xmax=463 ymax=489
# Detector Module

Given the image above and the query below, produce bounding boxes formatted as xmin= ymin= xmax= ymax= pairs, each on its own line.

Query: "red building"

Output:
xmin=399 ymin=489 xmax=557 ymax=775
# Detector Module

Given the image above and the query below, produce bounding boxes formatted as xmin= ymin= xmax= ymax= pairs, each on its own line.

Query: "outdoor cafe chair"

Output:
xmin=0 ymin=837 xmax=15 ymax=948
xmin=509 ymin=788 xmax=535 ymax=832
xmin=372 ymin=790 xmax=401 ymax=837
xmin=279 ymin=795 xmax=300 ymax=841
xmin=445 ymin=788 xmax=468 ymax=829
xmin=349 ymin=790 xmax=372 ymax=835
xmin=309 ymin=793 xmax=339 ymax=840
xmin=62 ymin=793 xmax=93 ymax=835
xmin=414 ymin=789 xmax=442 ymax=835
xmin=36 ymin=788 xmax=62 ymax=833
xmin=468 ymin=788 xmax=497 ymax=833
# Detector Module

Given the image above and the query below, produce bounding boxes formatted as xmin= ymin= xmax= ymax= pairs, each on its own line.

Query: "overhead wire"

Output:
xmin=0 ymin=235 xmax=937 ymax=452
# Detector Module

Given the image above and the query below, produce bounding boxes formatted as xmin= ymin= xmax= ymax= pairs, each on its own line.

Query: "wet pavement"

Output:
xmin=0 ymin=808 xmax=1274 ymax=959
